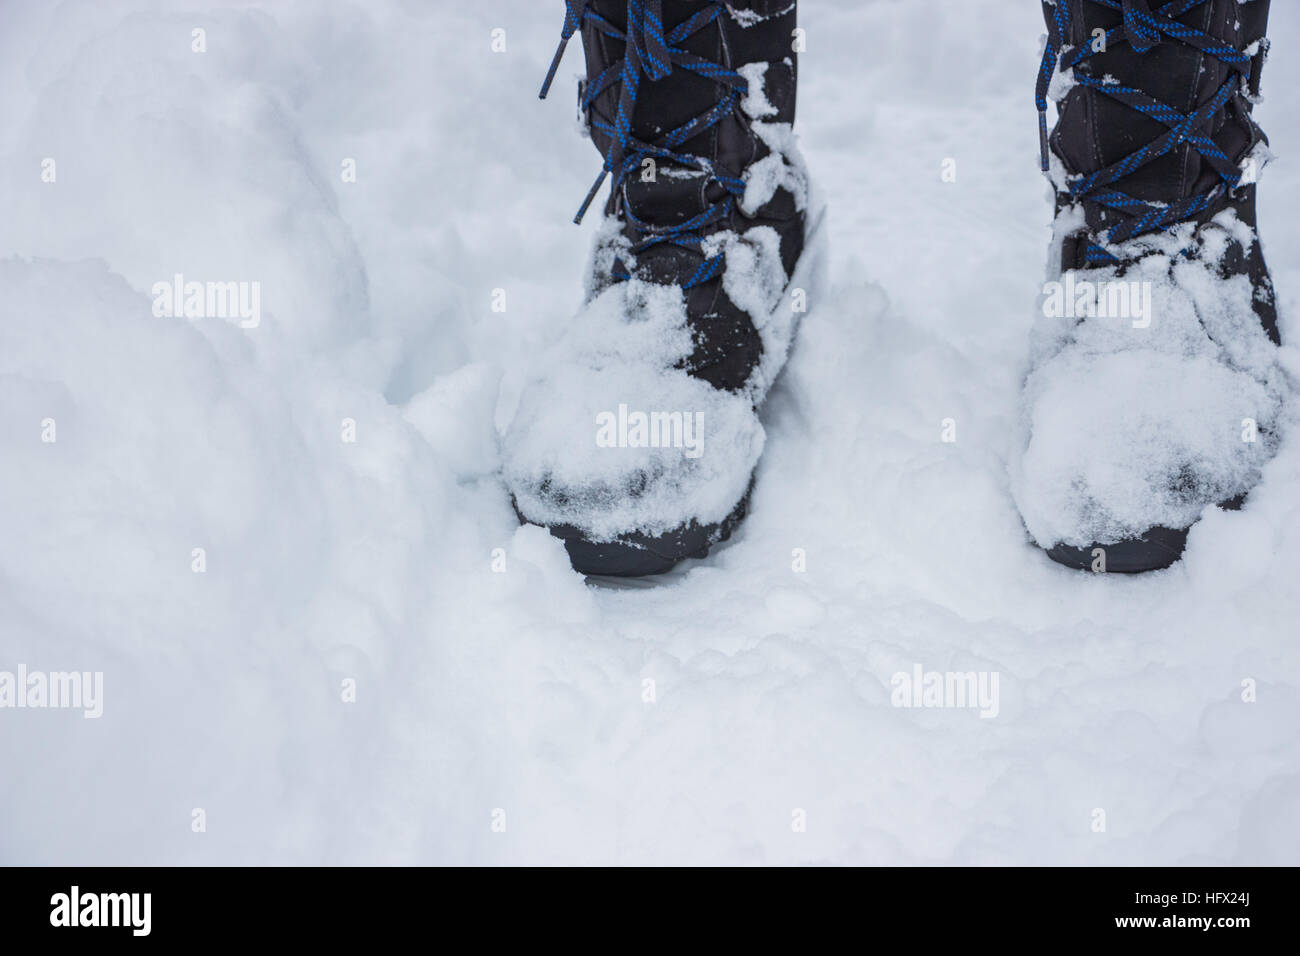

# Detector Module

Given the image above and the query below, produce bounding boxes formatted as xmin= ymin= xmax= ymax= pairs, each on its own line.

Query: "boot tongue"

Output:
xmin=621 ymin=165 xmax=728 ymax=286
xmin=1069 ymin=1 xmax=1244 ymax=208
xmin=623 ymin=165 xmax=711 ymax=228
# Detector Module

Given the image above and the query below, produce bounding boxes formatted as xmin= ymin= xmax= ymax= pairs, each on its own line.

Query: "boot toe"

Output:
xmin=1011 ymin=346 xmax=1282 ymax=569
xmin=503 ymin=359 xmax=763 ymax=575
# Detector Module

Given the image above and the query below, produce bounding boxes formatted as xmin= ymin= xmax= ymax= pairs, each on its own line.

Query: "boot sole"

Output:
xmin=1042 ymin=495 xmax=1245 ymax=573
xmin=543 ymin=489 xmax=752 ymax=577
xmin=1044 ymin=527 xmax=1189 ymax=573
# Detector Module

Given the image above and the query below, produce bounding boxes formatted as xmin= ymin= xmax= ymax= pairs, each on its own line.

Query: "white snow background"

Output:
xmin=1 ymin=0 xmax=1297 ymax=864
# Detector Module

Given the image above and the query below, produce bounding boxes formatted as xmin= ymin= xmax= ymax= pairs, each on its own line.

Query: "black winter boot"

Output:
xmin=1011 ymin=0 xmax=1288 ymax=572
xmin=503 ymin=1 xmax=813 ymax=576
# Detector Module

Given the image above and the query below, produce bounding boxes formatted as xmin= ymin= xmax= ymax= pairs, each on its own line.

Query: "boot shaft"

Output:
xmin=580 ymin=2 xmax=798 ymax=135
xmin=1037 ymin=0 xmax=1279 ymax=338
xmin=1044 ymin=0 xmax=1269 ymax=208
xmin=574 ymin=1 xmax=798 ymax=221
xmin=540 ymin=1 xmax=809 ymax=392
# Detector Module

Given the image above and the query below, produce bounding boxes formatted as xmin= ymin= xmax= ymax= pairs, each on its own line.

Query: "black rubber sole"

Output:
xmin=1045 ymin=526 xmax=1190 ymax=573
xmin=516 ymin=488 xmax=752 ymax=577
xmin=1043 ymin=495 xmax=1245 ymax=573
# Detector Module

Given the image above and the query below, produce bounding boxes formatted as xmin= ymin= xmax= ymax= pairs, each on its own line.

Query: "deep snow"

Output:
xmin=1 ymin=0 xmax=1298 ymax=865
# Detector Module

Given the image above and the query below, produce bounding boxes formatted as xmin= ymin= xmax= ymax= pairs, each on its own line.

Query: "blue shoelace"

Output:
xmin=1036 ymin=0 xmax=1259 ymax=264
xmin=540 ymin=0 xmax=749 ymax=289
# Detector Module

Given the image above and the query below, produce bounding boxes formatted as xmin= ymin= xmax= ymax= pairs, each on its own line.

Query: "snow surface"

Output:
xmin=1 ymin=0 xmax=1299 ymax=865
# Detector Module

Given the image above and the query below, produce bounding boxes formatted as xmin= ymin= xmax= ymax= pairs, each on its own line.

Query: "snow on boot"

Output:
xmin=1011 ymin=0 xmax=1289 ymax=573
xmin=503 ymin=0 xmax=813 ymax=576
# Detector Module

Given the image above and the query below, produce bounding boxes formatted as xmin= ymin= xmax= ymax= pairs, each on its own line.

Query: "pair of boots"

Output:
xmin=502 ymin=0 xmax=1286 ymax=576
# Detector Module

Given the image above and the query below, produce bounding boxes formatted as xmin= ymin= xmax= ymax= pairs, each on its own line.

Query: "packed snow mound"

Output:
xmin=0 ymin=4 xmax=369 ymax=354
xmin=502 ymin=279 xmax=763 ymax=540
xmin=1011 ymin=215 xmax=1291 ymax=547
